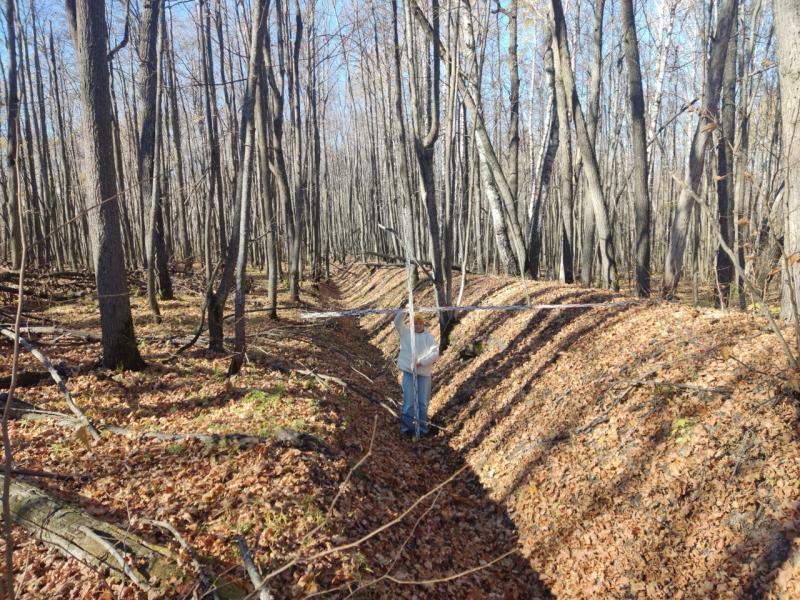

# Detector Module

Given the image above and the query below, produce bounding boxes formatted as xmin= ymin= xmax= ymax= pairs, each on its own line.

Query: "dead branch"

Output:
xmin=627 ymin=378 xmax=732 ymax=395
xmin=104 ymin=425 xmax=333 ymax=455
xmin=0 ymin=465 xmax=84 ymax=482
xmin=0 ymin=328 xmax=101 ymax=441
xmin=236 ymin=536 xmax=273 ymax=600
xmin=9 ymin=402 xmax=333 ymax=456
xmin=0 ymin=367 xmax=71 ymax=389
xmin=78 ymin=526 xmax=151 ymax=590
xmin=251 ymin=464 xmax=470 ymax=597
xmin=142 ymin=519 xmax=221 ymax=600
xmin=9 ymin=326 xmax=100 ymax=343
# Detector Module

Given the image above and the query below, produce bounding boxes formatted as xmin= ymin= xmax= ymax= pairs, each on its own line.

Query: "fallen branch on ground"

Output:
xmin=0 ymin=465 xmax=84 ymax=481
xmin=0 ymin=369 xmax=67 ymax=389
xmin=9 ymin=400 xmax=333 ymax=456
xmin=142 ymin=519 xmax=221 ymax=600
xmin=0 ymin=328 xmax=100 ymax=441
xmin=7 ymin=326 xmax=100 ymax=344
xmin=237 ymin=536 xmax=273 ymax=600
xmin=626 ymin=378 xmax=732 ymax=395
xmin=0 ymin=284 xmax=88 ymax=302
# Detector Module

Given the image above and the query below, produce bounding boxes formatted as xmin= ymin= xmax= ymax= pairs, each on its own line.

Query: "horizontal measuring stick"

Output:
xmin=301 ymin=300 xmax=637 ymax=320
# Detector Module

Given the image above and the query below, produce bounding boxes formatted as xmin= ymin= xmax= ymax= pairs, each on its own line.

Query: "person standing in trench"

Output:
xmin=393 ymin=312 xmax=439 ymax=436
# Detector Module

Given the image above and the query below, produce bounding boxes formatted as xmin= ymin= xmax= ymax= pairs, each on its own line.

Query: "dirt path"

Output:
xmin=314 ymin=278 xmax=551 ymax=599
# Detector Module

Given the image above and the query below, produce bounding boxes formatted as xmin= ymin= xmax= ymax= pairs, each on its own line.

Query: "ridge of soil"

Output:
xmin=1 ymin=267 xmax=547 ymax=598
xmin=340 ymin=264 xmax=800 ymax=599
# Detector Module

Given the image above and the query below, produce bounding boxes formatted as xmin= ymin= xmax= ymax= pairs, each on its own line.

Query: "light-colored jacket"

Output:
xmin=394 ymin=312 xmax=439 ymax=377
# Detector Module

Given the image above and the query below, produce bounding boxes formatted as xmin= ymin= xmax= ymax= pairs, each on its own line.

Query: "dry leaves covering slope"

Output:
xmin=1 ymin=268 xmax=549 ymax=598
xmin=342 ymin=264 xmax=800 ymax=599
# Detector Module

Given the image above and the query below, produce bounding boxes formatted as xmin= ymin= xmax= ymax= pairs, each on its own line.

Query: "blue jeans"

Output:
xmin=400 ymin=371 xmax=432 ymax=434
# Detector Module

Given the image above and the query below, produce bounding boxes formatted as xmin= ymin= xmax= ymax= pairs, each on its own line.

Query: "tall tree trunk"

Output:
xmin=5 ymin=0 xmax=22 ymax=269
xmin=207 ymin=0 xmax=269 ymax=354
xmin=404 ymin=0 xmax=451 ymax=344
xmin=137 ymin=0 xmax=162 ymax=267
xmin=287 ymin=0 xmax=305 ymax=302
xmin=549 ymin=0 xmax=617 ymax=289
xmin=579 ymin=0 xmax=605 ymax=287
xmin=165 ymin=13 xmax=192 ymax=263
xmin=528 ymin=43 xmax=559 ymax=279
xmin=65 ymin=0 xmax=145 ymax=371
xmin=457 ymin=0 xmax=519 ymax=274
xmin=551 ymin=34 xmax=574 ymax=284
xmin=715 ymin=16 xmax=737 ymax=307
xmin=663 ymin=0 xmax=738 ymax=298
xmin=621 ymin=0 xmax=651 ymax=297
xmin=775 ymin=0 xmax=800 ymax=320
xmin=256 ymin=62 xmax=278 ymax=320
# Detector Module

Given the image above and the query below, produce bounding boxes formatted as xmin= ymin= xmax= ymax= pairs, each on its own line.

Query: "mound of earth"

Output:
xmin=338 ymin=263 xmax=800 ymax=599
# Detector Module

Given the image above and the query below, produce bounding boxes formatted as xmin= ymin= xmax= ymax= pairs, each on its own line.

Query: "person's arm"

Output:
xmin=394 ymin=311 xmax=408 ymax=335
xmin=416 ymin=336 xmax=439 ymax=366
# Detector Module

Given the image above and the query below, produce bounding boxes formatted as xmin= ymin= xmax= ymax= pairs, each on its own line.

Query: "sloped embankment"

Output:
xmin=338 ymin=264 xmax=800 ymax=599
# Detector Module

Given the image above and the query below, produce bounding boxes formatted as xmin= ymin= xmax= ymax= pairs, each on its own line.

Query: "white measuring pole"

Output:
xmin=380 ymin=221 xmax=422 ymax=439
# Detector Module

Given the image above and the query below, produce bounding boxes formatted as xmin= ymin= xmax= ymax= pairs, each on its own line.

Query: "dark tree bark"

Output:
xmin=551 ymin=34 xmax=574 ymax=284
xmin=549 ymin=0 xmax=617 ymax=289
xmin=715 ymin=15 xmax=737 ymax=307
xmin=138 ymin=0 xmax=173 ymax=308
xmin=663 ymin=0 xmax=738 ymax=297
xmin=579 ymin=0 xmax=605 ymax=287
xmin=775 ymin=0 xmax=800 ymax=320
xmin=621 ymin=0 xmax=651 ymax=297
xmin=65 ymin=0 xmax=145 ymax=370
xmin=5 ymin=0 xmax=22 ymax=269
xmin=256 ymin=62 xmax=278 ymax=320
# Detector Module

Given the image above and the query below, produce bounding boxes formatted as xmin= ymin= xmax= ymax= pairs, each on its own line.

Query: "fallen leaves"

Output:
xmin=350 ymin=265 xmax=800 ymax=599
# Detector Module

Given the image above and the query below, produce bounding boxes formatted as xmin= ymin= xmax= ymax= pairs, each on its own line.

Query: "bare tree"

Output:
xmin=663 ymin=0 xmax=738 ymax=298
xmin=621 ymin=0 xmax=651 ymax=297
xmin=549 ymin=0 xmax=617 ymax=290
xmin=65 ymin=0 xmax=145 ymax=370
xmin=5 ymin=0 xmax=22 ymax=269
xmin=775 ymin=0 xmax=800 ymax=320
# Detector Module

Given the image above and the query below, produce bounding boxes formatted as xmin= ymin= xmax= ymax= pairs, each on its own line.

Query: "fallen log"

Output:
xmin=0 ymin=284 xmax=88 ymax=302
xmin=103 ymin=425 xmax=334 ymax=455
xmin=8 ymin=400 xmax=334 ymax=456
xmin=5 ymin=476 xmax=249 ymax=597
xmin=0 ymin=370 xmax=58 ymax=389
xmin=11 ymin=326 xmax=100 ymax=343
xmin=5 ymin=476 xmax=187 ymax=590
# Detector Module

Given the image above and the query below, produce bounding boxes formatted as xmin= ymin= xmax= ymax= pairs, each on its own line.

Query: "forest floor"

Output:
xmin=347 ymin=264 xmax=800 ymax=599
xmin=0 ymin=265 xmax=548 ymax=599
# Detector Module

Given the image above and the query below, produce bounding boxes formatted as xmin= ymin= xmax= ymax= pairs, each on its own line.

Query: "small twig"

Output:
xmin=78 ymin=526 xmax=150 ymax=590
xmin=142 ymin=519 xmax=220 ymax=600
xmin=236 ymin=536 xmax=273 ymax=600
xmin=350 ymin=365 xmax=374 ymax=383
xmin=384 ymin=549 xmax=516 ymax=585
xmin=243 ymin=465 xmax=470 ymax=599
xmin=335 ymin=489 xmax=444 ymax=599
xmin=299 ymin=416 xmax=378 ymax=548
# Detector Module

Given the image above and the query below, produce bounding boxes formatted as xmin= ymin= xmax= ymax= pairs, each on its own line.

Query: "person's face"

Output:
xmin=414 ymin=319 xmax=424 ymax=333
